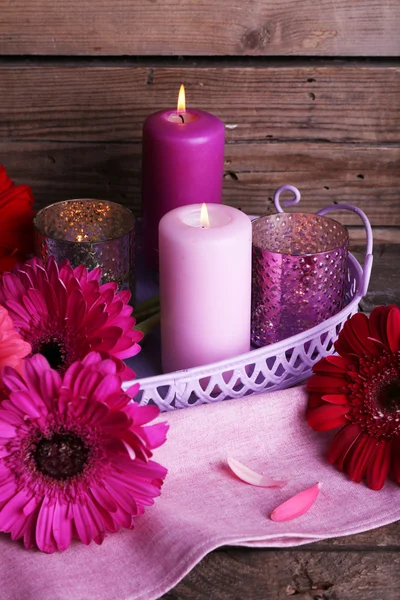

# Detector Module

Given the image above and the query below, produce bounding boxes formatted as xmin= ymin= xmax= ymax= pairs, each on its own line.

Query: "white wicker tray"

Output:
xmin=125 ymin=205 xmax=373 ymax=412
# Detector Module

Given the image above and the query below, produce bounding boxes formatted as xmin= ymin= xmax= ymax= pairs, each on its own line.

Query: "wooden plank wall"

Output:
xmin=1 ymin=1 xmax=399 ymax=243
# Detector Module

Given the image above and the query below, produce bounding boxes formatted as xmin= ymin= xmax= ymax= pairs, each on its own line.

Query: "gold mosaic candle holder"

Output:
xmin=34 ymin=199 xmax=136 ymax=298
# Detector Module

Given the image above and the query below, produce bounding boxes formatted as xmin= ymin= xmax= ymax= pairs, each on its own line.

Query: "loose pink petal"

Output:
xmin=227 ymin=457 xmax=287 ymax=488
xmin=270 ymin=483 xmax=321 ymax=522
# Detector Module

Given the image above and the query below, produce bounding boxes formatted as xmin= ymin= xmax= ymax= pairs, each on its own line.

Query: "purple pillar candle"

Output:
xmin=142 ymin=85 xmax=225 ymax=268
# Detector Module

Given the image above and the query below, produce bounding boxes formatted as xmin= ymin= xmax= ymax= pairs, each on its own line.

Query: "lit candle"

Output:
xmin=159 ymin=203 xmax=252 ymax=373
xmin=142 ymin=85 xmax=225 ymax=269
xmin=33 ymin=199 xmax=136 ymax=297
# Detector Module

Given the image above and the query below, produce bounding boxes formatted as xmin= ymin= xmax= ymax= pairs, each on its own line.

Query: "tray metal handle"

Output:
xmin=273 ymin=185 xmax=373 ymax=297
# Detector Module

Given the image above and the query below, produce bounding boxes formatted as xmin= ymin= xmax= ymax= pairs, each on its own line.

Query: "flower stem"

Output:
xmin=135 ymin=312 xmax=160 ymax=336
xmin=134 ymin=295 xmax=160 ymax=323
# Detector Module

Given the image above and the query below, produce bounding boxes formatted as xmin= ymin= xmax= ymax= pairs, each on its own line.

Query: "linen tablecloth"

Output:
xmin=0 ymin=386 xmax=399 ymax=600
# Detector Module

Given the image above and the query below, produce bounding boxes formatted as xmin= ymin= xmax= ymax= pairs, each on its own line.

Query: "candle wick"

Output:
xmin=178 ymin=114 xmax=185 ymax=124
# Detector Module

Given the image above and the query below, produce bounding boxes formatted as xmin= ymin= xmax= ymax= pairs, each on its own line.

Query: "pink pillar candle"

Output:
xmin=142 ymin=100 xmax=224 ymax=269
xmin=159 ymin=203 xmax=252 ymax=373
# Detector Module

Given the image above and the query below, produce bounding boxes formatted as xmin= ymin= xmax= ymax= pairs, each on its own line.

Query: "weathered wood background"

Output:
xmin=1 ymin=0 xmax=399 ymax=243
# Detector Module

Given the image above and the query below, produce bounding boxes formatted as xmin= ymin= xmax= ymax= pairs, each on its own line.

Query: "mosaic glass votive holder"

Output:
xmin=34 ymin=199 xmax=136 ymax=298
xmin=251 ymin=212 xmax=349 ymax=347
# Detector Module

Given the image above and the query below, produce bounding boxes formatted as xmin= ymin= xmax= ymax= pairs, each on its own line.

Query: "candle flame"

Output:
xmin=200 ymin=203 xmax=210 ymax=228
xmin=177 ymin=84 xmax=186 ymax=112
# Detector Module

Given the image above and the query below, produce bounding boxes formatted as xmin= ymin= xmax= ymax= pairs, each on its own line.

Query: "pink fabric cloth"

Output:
xmin=0 ymin=386 xmax=399 ymax=599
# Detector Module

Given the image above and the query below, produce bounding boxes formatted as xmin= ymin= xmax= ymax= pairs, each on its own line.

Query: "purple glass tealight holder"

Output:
xmin=251 ymin=185 xmax=353 ymax=347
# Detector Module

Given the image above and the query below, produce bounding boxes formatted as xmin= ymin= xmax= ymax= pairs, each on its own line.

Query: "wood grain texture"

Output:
xmin=162 ymin=548 xmax=400 ymax=599
xmin=1 ymin=63 xmax=399 ymax=143
xmin=356 ymin=245 xmax=400 ymax=311
xmin=3 ymin=141 xmax=399 ymax=226
xmin=1 ymin=0 xmax=399 ymax=56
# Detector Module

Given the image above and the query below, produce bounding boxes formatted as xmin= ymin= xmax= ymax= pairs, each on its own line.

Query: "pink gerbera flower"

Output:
xmin=0 ymin=257 xmax=143 ymax=379
xmin=0 ymin=352 xmax=168 ymax=552
xmin=0 ymin=305 xmax=31 ymax=377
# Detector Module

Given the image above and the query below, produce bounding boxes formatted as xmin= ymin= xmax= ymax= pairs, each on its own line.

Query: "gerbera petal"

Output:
xmin=66 ymin=288 xmax=87 ymax=325
xmin=391 ymin=438 xmax=400 ymax=484
xmin=4 ymin=299 xmax=31 ymax=325
xmin=0 ymin=272 xmax=26 ymax=300
xmin=90 ymin=484 xmax=118 ymax=513
xmin=137 ymin=422 xmax=169 ymax=449
xmin=0 ymin=488 xmax=32 ymax=532
xmin=72 ymin=369 xmax=102 ymax=399
xmin=91 ymin=374 xmax=122 ymax=402
xmin=0 ymin=421 xmax=16 ymax=438
xmin=0 ymin=409 xmax=23 ymax=426
xmin=62 ymin=361 xmax=84 ymax=390
xmin=369 ymin=305 xmax=393 ymax=348
xmin=82 ymin=303 xmax=108 ymax=332
xmin=345 ymin=435 xmax=378 ymax=483
xmin=23 ymin=495 xmax=41 ymax=517
xmin=313 ymin=356 xmax=349 ymax=373
xmin=1 ymin=366 xmax=28 ymax=392
xmin=307 ymin=404 xmax=349 ymax=431
xmin=103 ymin=480 xmax=137 ymax=514
xmin=23 ymin=506 xmax=41 ymax=550
xmin=81 ymin=352 xmax=103 ymax=368
xmin=307 ymin=393 xmax=325 ymax=409
xmin=0 ymin=480 xmax=18 ymax=507
xmin=270 ymin=483 xmax=321 ymax=522
xmin=307 ymin=374 xmax=348 ymax=393
xmin=328 ymin=423 xmax=362 ymax=469
xmin=321 ymin=394 xmax=349 ymax=405
xmin=227 ymin=457 xmax=287 ymax=488
xmin=117 ymin=290 xmax=131 ymax=305
xmin=73 ymin=502 xmax=94 ymax=545
xmin=100 ymin=411 xmax=131 ymax=433
xmin=126 ymin=403 xmax=160 ymax=426
xmin=40 ymin=369 xmax=63 ymax=410
xmin=387 ymin=307 xmax=400 ymax=353
xmin=115 ymin=456 xmax=168 ymax=481
xmin=0 ymin=305 xmax=31 ymax=381
xmin=36 ymin=497 xmax=57 ymax=553
xmin=9 ymin=391 xmax=43 ymax=419
xmin=85 ymin=496 xmax=106 ymax=541
xmin=95 ymin=326 xmax=123 ymax=352
xmin=367 ymin=441 xmax=391 ymax=491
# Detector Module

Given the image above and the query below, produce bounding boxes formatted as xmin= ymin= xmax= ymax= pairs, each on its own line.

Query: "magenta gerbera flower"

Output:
xmin=0 ymin=257 xmax=143 ymax=379
xmin=0 ymin=352 xmax=168 ymax=552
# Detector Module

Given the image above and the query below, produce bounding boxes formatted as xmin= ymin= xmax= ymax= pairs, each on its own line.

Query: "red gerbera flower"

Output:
xmin=307 ymin=305 xmax=400 ymax=491
xmin=0 ymin=257 xmax=143 ymax=379
xmin=0 ymin=166 xmax=35 ymax=273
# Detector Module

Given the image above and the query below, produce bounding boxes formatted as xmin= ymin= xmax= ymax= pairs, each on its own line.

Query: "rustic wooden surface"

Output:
xmin=5 ymin=141 xmax=399 ymax=231
xmin=2 ymin=62 xmax=399 ymax=234
xmin=162 ymin=245 xmax=400 ymax=600
xmin=1 ymin=0 xmax=399 ymax=56
xmin=2 ymin=63 xmax=399 ymax=142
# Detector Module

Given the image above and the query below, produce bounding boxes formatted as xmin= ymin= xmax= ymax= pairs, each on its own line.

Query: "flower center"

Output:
xmin=38 ymin=338 xmax=67 ymax=370
xmin=348 ymin=351 xmax=400 ymax=440
xmin=32 ymin=432 xmax=89 ymax=481
xmin=377 ymin=379 xmax=400 ymax=414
